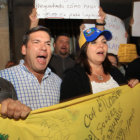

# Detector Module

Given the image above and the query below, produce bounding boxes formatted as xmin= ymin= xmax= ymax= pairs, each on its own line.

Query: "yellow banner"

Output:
xmin=118 ymin=44 xmax=138 ymax=63
xmin=0 ymin=84 xmax=140 ymax=140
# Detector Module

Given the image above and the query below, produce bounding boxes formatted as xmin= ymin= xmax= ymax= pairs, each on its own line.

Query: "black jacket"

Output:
xmin=49 ymin=54 xmax=75 ymax=79
xmin=125 ymin=58 xmax=140 ymax=80
xmin=60 ymin=64 xmax=126 ymax=101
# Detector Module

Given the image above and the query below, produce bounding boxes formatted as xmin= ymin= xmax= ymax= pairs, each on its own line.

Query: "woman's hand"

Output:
xmin=80 ymin=24 xmax=86 ymax=32
xmin=95 ymin=7 xmax=106 ymax=31
xmin=96 ymin=7 xmax=106 ymax=23
xmin=128 ymin=79 xmax=139 ymax=88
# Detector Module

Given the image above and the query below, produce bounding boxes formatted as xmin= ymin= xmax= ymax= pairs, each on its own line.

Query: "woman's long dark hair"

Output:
xmin=76 ymin=42 xmax=112 ymax=75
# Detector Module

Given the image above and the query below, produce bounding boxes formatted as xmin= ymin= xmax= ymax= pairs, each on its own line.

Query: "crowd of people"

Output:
xmin=0 ymin=6 xmax=140 ymax=120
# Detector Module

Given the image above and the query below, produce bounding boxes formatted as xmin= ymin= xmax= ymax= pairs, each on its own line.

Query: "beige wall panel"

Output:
xmin=0 ymin=6 xmax=10 ymax=70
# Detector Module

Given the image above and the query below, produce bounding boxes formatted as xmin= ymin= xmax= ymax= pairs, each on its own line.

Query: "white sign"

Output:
xmin=35 ymin=0 xmax=99 ymax=19
xmin=105 ymin=14 xmax=127 ymax=55
xmin=84 ymin=23 xmax=95 ymax=30
xmin=132 ymin=2 xmax=140 ymax=37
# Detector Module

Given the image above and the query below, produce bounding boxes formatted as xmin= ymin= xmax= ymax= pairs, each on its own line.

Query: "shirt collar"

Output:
xmin=19 ymin=59 xmax=51 ymax=79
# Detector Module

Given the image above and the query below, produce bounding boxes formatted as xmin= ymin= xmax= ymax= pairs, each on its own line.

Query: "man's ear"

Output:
xmin=21 ymin=45 xmax=27 ymax=55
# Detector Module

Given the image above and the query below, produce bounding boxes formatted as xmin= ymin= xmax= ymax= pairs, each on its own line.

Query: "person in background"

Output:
xmin=125 ymin=57 xmax=140 ymax=88
xmin=0 ymin=26 xmax=61 ymax=119
xmin=29 ymin=8 xmax=75 ymax=79
xmin=107 ymin=53 xmax=126 ymax=75
xmin=60 ymin=27 xmax=139 ymax=101
xmin=124 ymin=16 xmax=140 ymax=56
xmin=107 ymin=53 xmax=118 ymax=67
xmin=48 ymin=33 xmax=75 ymax=79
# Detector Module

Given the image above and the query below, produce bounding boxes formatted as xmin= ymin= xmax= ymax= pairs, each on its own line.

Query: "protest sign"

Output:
xmin=132 ymin=1 xmax=140 ymax=37
xmin=118 ymin=44 xmax=138 ymax=63
xmin=105 ymin=14 xmax=127 ymax=55
xmin=35 ymin=0 xmax=99 ymax=19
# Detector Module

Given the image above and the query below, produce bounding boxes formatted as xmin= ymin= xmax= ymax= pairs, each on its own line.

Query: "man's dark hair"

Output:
xmin=22 ymin=26 xmax=51 ymax=46
xmin=54 ymin=33 xmax=70 ymax=43
xmin=76 ymin=42 xmax=112 ymax=75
